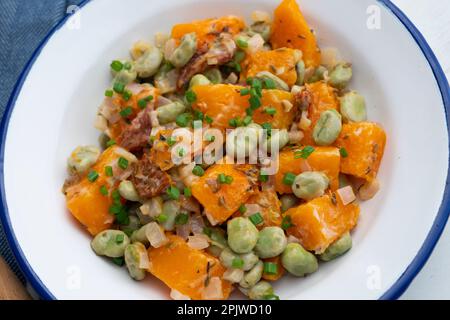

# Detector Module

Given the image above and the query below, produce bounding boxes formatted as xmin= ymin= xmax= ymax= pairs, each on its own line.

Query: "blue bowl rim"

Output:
xmin=0 ymin=0 xmax=449 ymax=300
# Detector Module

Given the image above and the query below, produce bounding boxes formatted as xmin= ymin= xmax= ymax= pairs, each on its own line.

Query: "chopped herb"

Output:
xmin=156 ymin=214 xmax=168 ymax=223
xmin=192 ymin=165 xmax=205 ymax=177
xmin=118 ymin=157 xmax=129 ymax=170
xmin=137 ymin=98 xmax=147 ymax=109
xmin=176 ymin=113 xmax=191 ymax=127
xmin=194 ymin=110 xmax=204 ymax=121
xmin=282 ymin=172 xmax=296 ymax=185
xmin=232 ymin=258 xmax=244 ymax=269
xmin=225 ymin=175 xmax=233 ymax=184
xmin=218 ymin=173 xmax=227 ymax=184
xmin=184 ymin=187 xmax=192 ymax=198
xmin=178 ymin=147 xmax=186 ymax=157
xmin=259 ymin=173 xmax=269 ymax=182
xmin=205 ymin=135 xmax=216 ymax=142
xmin=263 ymin=294 xmax=280 ymax=300
xmin=234 ymin=50 xmax=246 ymax=63
xmin=239 ymin=204 xmax=247 ymax=214
xmin=192 ymin=120 xmax=203 ymax=129
xmin=249 ymin=212 xmax=264 ymax=225
xmin=262 ymin=78 xmax=276 ymax=89
xmin=110 ymin=60 xmax=123 ymax=72
xmin=100 ymin=185 xmax=108 ymax=196
xmin=340 ymin=147 xmax=349 ymax=158
xmin=264 ymin=262 xmax=278 ymax=275
xmin=264 ymin=107 xmax=277 ymax=116
xmin=111 ymin=257 xmax=124 ymax=266
xmin=122 ymin=90 xmax=132 ymax=101
xmin=111 ymin=190 xmax=121 ymax=202
xmin=245 ymin=108 xmax=254 ymax=116
xmin=166 ymin=186 xmax=180 ymax=200
xmin=243 ymin=115 xmax=253 ymax=126
xmin=185 ymin=90 xmax=197 ymax=103
xmin=281 ymin=215 xmax=293 ymax=230
xmin=105 ymin=89 xmax=114 ymax=97
xmin=294 ymin=146 xmax=315 ymax=159
xmin=205 ymin=115 xmax=213 ymax=124
xmin=240 ymin=88 xmax=250 ymax=96
xmin=167 ymin=136 xmax=177 ymax=147
xmin=249 ymin=94 xmax=261 ymax=110
xmin=261 ymin=122 xmax=272 ymax=136
xmin=87 ymin=170 xmax=99 ymax=182
xmin=105 ymin=166 xmax=113 ymax=177
xmin=106 ymin=139 xmax=116 ymax=147
xmin=228 ymin=117 xmax=240 ymax=128
xmin=119 ymin=107 xmax=133 ymax=118
xmin=203 ymin=227 xmax=212 ymax=237
xmin=175 ymin=213 xmax=189 ymax=225
xmin=123 ymin=62 xmax=132 ymax=70
xmin=236 ymin=38 xmax=248 ymax=49
xmin=115 ymin=234 xmax=125 ymax=244
xmin=113 ymin=82 xmax=125 ymax=94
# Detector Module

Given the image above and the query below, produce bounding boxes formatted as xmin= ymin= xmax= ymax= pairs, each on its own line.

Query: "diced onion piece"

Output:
xmin=176 ymin=224 xmax=191 ymax=240
xmin=288 ymin=130 xmax=304 ymax=144
xmin=207 ymin=57 xmax=219 ymax=65
xmin=246 ymin=34 xmax=265 ymax=54
xmin=337 ymin=185 xmax=356 ymax=205
xmin=190 ymin=214 xmax=205 ymax=235
xmin=291 ymin=85 xmax=303 ymax=95
xmin=145 ymin=222 xmax=168 ymax=248
xmin=188 ymin=234 xmax=210 ymax=250
xmin=131 ymin=40 xmax=151 ymax=60
xmin=94 ymin=115 xmax=108 ymax=131
xmin=150 ymin=110 xmax=160 ymax=127
xmin=287 ymin=235 xmax=301 ymax=244
xmin=243 ymin=204 xmax=262 ymax=217
xmin=99 ymin=97 xmax=120 ymax=124
xmin=140 ymin=197 xmax=163 ymax=218
xmin=223 ymin=268 xmax=244 ymax=283
xmin=251 ymin=10 xmax=271 ymax=23
xmin=138 ymin=250 xmax=150 ymax=269
xmin=202 ymin=277 xmax=223 ymax=300
xmin=126 ymin=82 xmax=145 ymax=95
xmin=282 ymin=99 xmax=293 ymax=113
xmin=299 ymin=111 xmax=312 ymax=130
xmin=164 ymin=38 xmax=177 ymax=61
xmin=321 ymin=47 xmax=340 ymax=68
xmin=155 ymin=32 xmax=170 ymax=49
xmin=224 ymin=72 xmax=238 ymax=84
xmin=358 ymin=178 xmax=380 ymax=201
xmin=170 ymin=289 xmax=191 ymax=300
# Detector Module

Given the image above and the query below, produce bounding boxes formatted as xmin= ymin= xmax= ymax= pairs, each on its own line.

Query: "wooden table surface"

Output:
xmin=0 ymin=0 xmax=448 ymax=300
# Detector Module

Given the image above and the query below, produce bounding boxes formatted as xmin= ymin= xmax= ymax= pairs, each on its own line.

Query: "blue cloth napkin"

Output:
xmin=0 ymin=0 xmax=83 ymax=286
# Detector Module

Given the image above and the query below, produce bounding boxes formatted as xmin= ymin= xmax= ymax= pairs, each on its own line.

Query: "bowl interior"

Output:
xmin=2 ymin=0 xmax=448 ymax=299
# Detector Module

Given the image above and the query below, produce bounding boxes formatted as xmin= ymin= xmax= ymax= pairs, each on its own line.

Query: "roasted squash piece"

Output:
xmin=262 ymin=256 xmax=285 ymax=281
xmin=274 ymin=146 xmax=340 ymax=194
xmin=65 ymin=146 xmax=138 ymax=235
xmin=285 ymin=194 xmax=359 ymax=253
xmin=245 ymin=189 xmax=282 ymax=228
xmin=148 ymin=234 xmax=232 ymax=300
xmin=241 ymin=48 xmax=300 ymax=87
xmin=191 ymin=162 xmax=256 ymax=225
xmin=300 ymin=81 xmax=339 ymax=145
xmin=270 ymin=0 xmax=321 ymax=67
xmin=149 ymin=129 xmax=175 ymax=171
xmin=192 ymin=84 xmax=296 ymax=130
xmin=171 ymin=16 xmax=245 ymax=48
xmin=335 ymin=122 xmax=386 ymax=181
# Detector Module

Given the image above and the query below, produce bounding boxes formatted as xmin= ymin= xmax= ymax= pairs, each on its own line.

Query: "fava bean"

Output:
xmin=219 ymin=248 xmax=259 ymax=271
xmin=203 ymin=68 xmax=223 ymax=84
xmin=239 ymin=260 xmax=264 ymax=288
xmin=256 ymin=71 xmax=289 ymax=91
xmin=307 ymin=65 xmax=327 ymax=83
xmin=157 ymin=101 xmax=187 ymax=124
xmin=189 ymin=74 xmax=211 ymax=88
xmin=124 ymin=242 xmax=148 ymax=280
xmin=329 ymin=63 xmax=352 ymax=89
xmin=296 ymin=60 xmax=306 ymax=85
xmin=169 ymin=33 xmax=197 ymax=68
xmin=292 ymin=171 xmax=329 ymax=201
xmin=248 ymin=281 xmax=274 ymax=300
xmin=130 ymin=224 xmax=149 ymax=246
xmin=134 ymin=46 xmax=163 ymax=78
xmin=67 ymin=145 xmax=100 ymax=174
xmin=227 ymin=217 xmax=259 ymax=254
xmin=114 ymin=65 xmax=138 ymax=84
xmin=319 ymin=232 xmax=352 ymax=261
xmin=255 ymin=227 xmax=287 ymax=259
xmin=118 ymin=180 xmax=140 ymax=202
xmin=339 ymin=91 xmax=367 ymax=123
xmin=312 ymin=109 xmax=342 ymax=146
xmin=160 ymin=200 xmax=180 ymax=231
xmin=91 ymin=230 xmax=130 ymax=258
xmin=281 ymin=243 xmax=318 ymax=277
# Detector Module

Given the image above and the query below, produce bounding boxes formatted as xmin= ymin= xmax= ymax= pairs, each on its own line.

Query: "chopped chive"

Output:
xmin=203 ymin=227 xmax=212 ymax=237
xmin=264 ymin=262 xmax=278 ymax=275
xmin=240 ymin=88 xmax=251 ymax=96
xmin=263 ymin=294 xmax=280 ymax=300
xmin=166 ymin=186 xmax=180 ymax=200
xmin=249 ymin=95 xmax=261 ymax=110
xmin=178 ymin=147 xmax=186 ymax=157
xmin=239 ymin=204 xmax=247 ymax=214
xmin=100 ymin=185 xmax=108 ymax=196
xmin=234 ymin=50 xmax=246 ymax=64
xmin=224 ymin=175 xmax=233 ymax=184
xmin=145 ymin=95 xmax=153 ymax=102
xmin=122 ymin=90 xmax=132 ymax=101
xmin=259 ymin=173 xmax=269 ymax=182
xmin=236 ymin=38 xmax=248 ymax=49
xmin=112 ymin=257 xmax=124 ymax=266
xmin=229 ymin=117 xmax=241 ymax=128
xmin=262 ymin=78 xmax=276 ymax=90
xmin=176 ymin=113 xmax=191 ymax=127
xmin=123 ymin=62 xmax=132 ymax=70
xmin=246 ymin=108 xmax=254 ymax=116
xmin=87 ymin=170 xmax=99 ymax=182
xmin=113 ymin=82 xmax=125 ymax=94
xmin=184 ymin=187 xmax=192 ymax=198
xmin=105 ymin=89 xmax=114 ymax=97
xmin=105 ymin=166 xmax=113 ymax=177
xmin=106 ymin=139 xmax=116 ymax=147
xmin=175 ymin=213 xmax=189 ymax=225
xmin=115 ymin=234 xmax=125 ymax=244
xmin=185 ymin=90 xmax=197 ymax=103
xmin=261 ymin=122 xmax=272 ymax=136
xmin=205 ymin=115 xmax=213 ymax=124
xmin=192 ymin=165 xmax=205 ymax=177
xmin=294 ymin=146 xmax=315 ymax=159
xmin=156 ymin=214 xmax=168 ymax=223
xmin=167 ymin=136 xmax=177 ymax=147
xmin=111 ymin=190 xmax=121 ymax=202
xmin=119 ymin=107 xmax=133 ymax=118
xmin=205 ymin=135 xmax=215 ymax=142
xmin=243 ymin=115 xmax=253 ymax=126
xmin=194 ymin=110 xmax=204 ymax=121
xmin=192 ymin=120 xmax=203 ymax=129
xmin=218 ymin=173 xmax=227 ymax=184
xmin=232 ymin=258 xmax=244 ymax=269
xmin=138 ymin=98 xmax=148 ymax=109
xmin=110 ymin=60 xmax=123 ymax=72
xmin=264 ymin=107 xmax=277 ymax=116
xmin=339 ymin=147 xmax=349 ymax=158
xmin=281 ymin=215 xmax=293 ymax=230
xmin=118 ymin=157 xmax=129 ymax=170
xmin=249 ymin=212 xmax=264 ymax=225
xmin=282 ymin=172 xmax=296 ymax=185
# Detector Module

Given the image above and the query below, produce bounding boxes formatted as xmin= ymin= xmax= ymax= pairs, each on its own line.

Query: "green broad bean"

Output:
xmin=203 ymin=68 xmax=223 ymax=84
xmin=281 ymin=243 xmax=318 ymax=277
xmin=329 ymin=63 xmax=353 ymax=89
xmin=264 ymin=129 xmax=289 ymax=153
xmin=339 ymin=91 xmax=367 ymax=123
xmin=312 ymin=109 xmax=342 ymax=146
xmin=256 ymin=71 xmax=289 ymax=91
xmin=118 ymin=180 xmax=140 ymax=202
xmin=134 ymin=46 xmax=163 ymax=78
xmin=219 ymin=248 xmax=238 ymax=268
xmin=67 ymin=145 xmax=100 ymax=174
xmin=157 ymin=101 xmax=187 ymax=124
xmin=240 ymin=252 xmax=259 ymax=271
xmin=239 ymin=260 xmax=264 ymax=288
xmin=319 ymin=232 xmax=352 ymax=261
xmin=124 ymin=242 xmax=148 ymax=280
xmin=248 ymin=281 xmax=275 ymax=300
xmin=160 ymin=200 xmax=180 ymax=231
xmin=227 ymin=217 xmax=259 ymax=254
xmin=307 ymin=65 xmax=327 ymax=83
xmin=296 ymin=60 xmax=306 ymax=85
xmin=130 ymin=224 xmax=149 ymax=246
xmin=169 ymin=33 xmax=197 ymax=68
xmin=292 ymin=171 xmax=329 ymax=201
xmin=189 ymin=74 xmax=211 ymax=88
xmin=114 ymin=65 xmax=138 ymax=85
xmin=280 ymin=194 xmax=299 ymax=212
xmin=219 ymin=248 xmax=259 ymax=271
xmin=255 ymin=227 xmax=287 ymax=258
xmin=91 ymin=230 xmax=130 ymax=258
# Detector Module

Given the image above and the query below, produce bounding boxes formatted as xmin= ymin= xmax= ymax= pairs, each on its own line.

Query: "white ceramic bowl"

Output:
xmin=1 ymin=0 xmax=449 ymax=300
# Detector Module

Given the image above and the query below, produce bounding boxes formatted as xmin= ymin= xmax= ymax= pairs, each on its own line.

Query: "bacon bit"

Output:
xmin=131 ymin=154 xmax=171 ymax=199
xmin=118 ymin=108 xmax=153 ymax=152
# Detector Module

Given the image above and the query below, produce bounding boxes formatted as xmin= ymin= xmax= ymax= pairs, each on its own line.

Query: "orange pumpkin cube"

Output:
xmin=285 ymin=194 xmax=360 ymax=253
xmin=335 ymin=122 xmax=387 ymax=181
xmin=148 ymin=235 xmax=232 ymax=300
xmin=270 ymin=0 xmax=321 ymax=67
xmin=274 ymin=146 xmax=341 ymax=194
xmin=65 ymin=146 xmax=137 ymax=235
xmin=241 ymin=48 xmax=300 ymax=87
xmin=192 ymin=84 xmax=296 ymax=130
xmin=262 ymin=256 xmax=285 ymax=281
xmin=245 ymin=189 xmax=282 ymax=228
xmin=191 ymin=163 xmax=257 ymax=225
